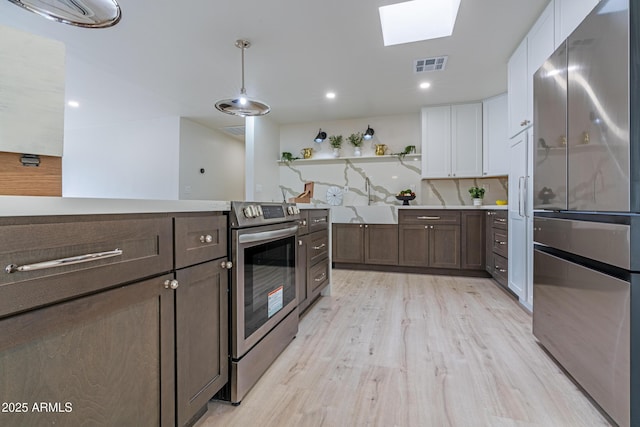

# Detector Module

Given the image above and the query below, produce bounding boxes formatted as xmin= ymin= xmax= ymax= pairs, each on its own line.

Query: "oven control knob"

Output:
xmin=256 ymin=205 xmax=263 ymax=217
xmin=243 ymin=206 xmax=256 ymax=218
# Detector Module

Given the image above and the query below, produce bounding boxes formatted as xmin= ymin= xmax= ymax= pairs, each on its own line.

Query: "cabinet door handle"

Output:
xmin=520 ymin=119 xmax=530 ymax=126
xmin=164 ymin=279 xmax=179 ymax=290
xmin=314 ymin=272 xmax=327 ymax=282
xmin=5 ymin=248 xmax=123 ymax=274
xmin=494 ymin=240 xmax=507 ymax=245
xmin=200 ymin=234 xmax=213 ymax=243
xmin=220 ymin=261 xmax=233 ymax=269
xmin=495 ymin=218 xmax=507 ymax=223
xmin=298 ymin=240 xmax=303 ymax=246
xmin=417 ymin=216 xmax=441 ymax=220
xmin=495 ymin=266 xmax=507 ymax=273
xmin=313 ymin=243 xmax=326 ymax=250
xmin=313 ymin=218 xmax=327 ymax=223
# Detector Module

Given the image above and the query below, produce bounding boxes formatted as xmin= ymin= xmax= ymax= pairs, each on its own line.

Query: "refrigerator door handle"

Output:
xmin=524 ymin=176 xmax=529 ymax=218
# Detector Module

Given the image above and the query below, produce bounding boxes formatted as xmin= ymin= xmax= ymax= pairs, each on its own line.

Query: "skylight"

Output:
xmin=379 ymin=0 xmax=461 ymax=47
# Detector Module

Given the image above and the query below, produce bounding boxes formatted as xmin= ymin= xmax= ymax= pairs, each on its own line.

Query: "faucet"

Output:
xmin=365 ymin=177 xmax=372 ymax=205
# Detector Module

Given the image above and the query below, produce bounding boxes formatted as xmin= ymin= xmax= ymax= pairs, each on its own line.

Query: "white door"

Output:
xmin=508 ymin=129 xmax=533 ymax=309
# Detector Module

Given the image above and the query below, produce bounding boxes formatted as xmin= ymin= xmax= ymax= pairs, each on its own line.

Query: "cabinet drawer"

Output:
xmin=492 ymin=229 xmax=508 ymax=258
xmin=308 ymin=210 xmax=329 ymax=232
xmin=493 ymin=254 xmax=508 ymax=287
xmin=492 ymin=211 xmax=508 ymax=229
xmin=175 ymin=214 xmax=227 ymax=269
xmin=399 ymin=210 xmax=460 ymax=225
xmin=307 ymin=230 xmax=328 ymax=266
xmin=308 ymin=261 xmax=329 ymax=293
xmin=296 ymin=210 xmax=310 ymax=236
xmin=0 ymin=215 xmax=173 ymax=318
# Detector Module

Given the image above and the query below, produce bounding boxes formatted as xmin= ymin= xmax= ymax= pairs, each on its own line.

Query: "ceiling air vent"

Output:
xmin=414 ymin=56 xmax=448 ymax=73
xmin=220 ymin=125 xmax=245 ymax=140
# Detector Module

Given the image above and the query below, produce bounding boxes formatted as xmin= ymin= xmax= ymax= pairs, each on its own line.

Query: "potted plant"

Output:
xmin=329 ymin=135 xmax=343 ymax=157
xmin=347 ymin=132 xmax=364 ymax=156
xmin=468 ymin=186 xmax=485 ymax=206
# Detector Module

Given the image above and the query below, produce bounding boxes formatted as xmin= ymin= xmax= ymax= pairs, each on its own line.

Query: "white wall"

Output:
xmin=63 ymin=116 xmax=180 ymax=199
xmin=246 ymin=116 xmax=281 ymax=201
xmin=178 ymin=118 xmax=245 ymax=201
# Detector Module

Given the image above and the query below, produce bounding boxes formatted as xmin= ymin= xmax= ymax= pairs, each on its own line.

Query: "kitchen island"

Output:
xmin=0 ymin=197 xmax=230 ymax=427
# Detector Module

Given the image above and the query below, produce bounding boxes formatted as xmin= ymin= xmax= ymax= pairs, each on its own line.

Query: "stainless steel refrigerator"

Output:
xmin=532 ymin=1 xmax=638 ymax=426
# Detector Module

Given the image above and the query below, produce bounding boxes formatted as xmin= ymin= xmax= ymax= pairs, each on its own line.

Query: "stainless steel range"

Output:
xmin=218 ymin=201 xmax=301 ymax=404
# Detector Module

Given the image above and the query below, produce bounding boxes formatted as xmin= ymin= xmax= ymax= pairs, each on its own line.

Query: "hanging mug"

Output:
xmin=301 ymin=147 xmax=313 ymax=159
xmin=375 ymin=144 xmax=387 ymax=156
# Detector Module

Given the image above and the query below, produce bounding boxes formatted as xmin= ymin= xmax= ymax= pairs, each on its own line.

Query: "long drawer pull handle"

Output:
xmin=495 ymin=218 xmax=507 ymax=223
xmin=314 ymin=273 xmax=327 ymax=282
xmin=313 ymin=218 xmax=327 ymax=223
xmin=313 ymin=243 xmax=326 ymax=250
xmin=417 ymin=216 xmax=441 ymax=220
xmin=5 ymin=248 xmax=123 ymax=274
xmin=494 ymin=240 xmax=507 ymax=245
xmin=494 ymin=266 xmax=507 ymax=273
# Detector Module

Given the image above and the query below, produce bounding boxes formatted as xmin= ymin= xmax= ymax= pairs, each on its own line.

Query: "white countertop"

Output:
xmin=400 ymin=205 xmax=508 ymax=210
xmin=0 ymin=196 xmax=231 ymax=217
xmin=330 ymin=204 xmax=508 ymax=224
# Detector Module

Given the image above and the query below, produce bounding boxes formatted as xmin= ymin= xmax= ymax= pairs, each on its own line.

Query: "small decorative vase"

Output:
xmin=353 ymin=147 xmax=362 ymax=157
xmin=473 ymin=198 xmax=483 ymax=206
xmin=332 ymin=148 xmax=340 ymax=158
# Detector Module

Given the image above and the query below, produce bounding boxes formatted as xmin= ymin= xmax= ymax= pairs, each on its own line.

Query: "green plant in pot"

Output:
xmin=468 ymin=186 xmax=485 ymax=206
xmin=329 ymin=135 xmax=343 ymax=157
xmin=347 ymin=132 xmax=364 ymax=156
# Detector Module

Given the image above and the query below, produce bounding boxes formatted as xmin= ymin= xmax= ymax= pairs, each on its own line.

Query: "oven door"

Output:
xmin=231 ymin=222 xmax=298 ymax=359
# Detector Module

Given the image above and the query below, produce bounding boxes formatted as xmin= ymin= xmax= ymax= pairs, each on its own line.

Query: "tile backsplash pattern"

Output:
xmin=279 ymin=156 xmax=508 ymax=207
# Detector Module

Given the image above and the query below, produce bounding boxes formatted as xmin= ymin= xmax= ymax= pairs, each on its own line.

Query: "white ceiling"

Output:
xmin=0 ymin=0 xmax=549 ymax=133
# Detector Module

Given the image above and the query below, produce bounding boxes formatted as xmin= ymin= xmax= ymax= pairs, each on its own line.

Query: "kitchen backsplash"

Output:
xmin=279 ymin=156 xmax=508 ymax=207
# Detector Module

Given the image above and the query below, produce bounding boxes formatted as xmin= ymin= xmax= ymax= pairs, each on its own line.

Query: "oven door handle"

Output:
xmin=238 ymin=225 xmax=299 ymax=244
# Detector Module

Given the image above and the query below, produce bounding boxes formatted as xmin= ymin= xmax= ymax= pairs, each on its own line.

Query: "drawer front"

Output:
xmin=175 ymin=214 xmax=227 ymax=269
xmin=493 ymin=254 xmax=508 ymax=287
xmin=308 ymin=209 xmax=329 ymax=232
xmin=308 ymin=260 xmax=329 ymax=293
xmin=297 ymin=210 xmax=310 ymax=236
xmin=492 ymin=211 xmax=508 ymax=229
xmin=399 ymin=210 xmax=460 ymax=225
xmin=307 ymin=230 xmax=329 ymax=266
xmin=492 ymin=229 xmax=508 ymax=258
xmin=0 ymin=216 xmax=173 ymax=318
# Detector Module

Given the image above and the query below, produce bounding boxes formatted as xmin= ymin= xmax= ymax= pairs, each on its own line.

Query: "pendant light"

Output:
xmin=6 ymin=0 xmax=121 ymax=28
xmin=215 ymin=40 xmax=271 ymax=117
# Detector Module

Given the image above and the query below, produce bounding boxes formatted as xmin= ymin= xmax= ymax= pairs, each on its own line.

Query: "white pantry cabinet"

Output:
xmin=554 ymin=0 xmax=600 ymax=47
xmin=482 ymin=93 xmax=509 ymax=176
xmin=507 ymin=1 xmax=555 ymax=139
xmin=421 ymin=103 xmax=482 ymax=179
xmin=0 ymin=24 xmax=65 ymax=157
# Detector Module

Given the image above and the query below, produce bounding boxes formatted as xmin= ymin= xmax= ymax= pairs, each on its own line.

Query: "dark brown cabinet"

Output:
xmin=0 ymin=211 xmax=230 ymax=427
xmin=398 ymin=210 xmax=460 ymax=269
xmin=461 ymin=211 xmax=485 ymax=270
xmin=332 ymin=223 xmax=398 ymax=266
xmin=485 ymin=210 xmax=509 ymax=288
xmin=298 ymin=209 xmax=330 ymax=314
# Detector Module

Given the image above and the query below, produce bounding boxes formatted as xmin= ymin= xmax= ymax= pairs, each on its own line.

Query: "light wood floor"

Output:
xmin=197 ymin=270 xmax=612 ymax=427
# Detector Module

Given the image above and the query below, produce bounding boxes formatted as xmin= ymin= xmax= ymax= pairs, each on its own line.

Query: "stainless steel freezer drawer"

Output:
xmin=533 ymin=249 xmax=630 ymax=426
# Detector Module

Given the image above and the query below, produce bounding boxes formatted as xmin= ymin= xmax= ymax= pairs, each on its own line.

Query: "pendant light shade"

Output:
xmin=314 ymin=128 xmax=327 ymax=143
xmin=363 ymin=125 xmax=375 ymax=140
xmin=7 ymin=0 xmax=121 ymax=28
xmin=215 ymin=40 xmax=270 ymax=117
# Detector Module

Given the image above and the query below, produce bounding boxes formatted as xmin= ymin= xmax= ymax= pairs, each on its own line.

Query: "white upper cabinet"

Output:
xmin=508 ymin=1 xmax=555 ymax=139
xmin=421 ymin=103 xmax=482 ymax=179
xmin=554 ymin=0 xmax=601 ymax=46
xmin=482 ymin=93 xmax=509 ymax=176
xmin=0 ymin=25 xmax=65 ymax=157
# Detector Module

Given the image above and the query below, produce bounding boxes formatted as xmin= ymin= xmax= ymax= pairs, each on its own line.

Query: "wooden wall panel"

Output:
xmin=0 ymin=151 xmax=62 ymax=196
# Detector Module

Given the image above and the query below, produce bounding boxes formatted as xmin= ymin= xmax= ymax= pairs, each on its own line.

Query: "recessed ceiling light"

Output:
xmin=326 ymin=92 xmax=336 ymax=99
xmin=379 ymin=0 xmax=461 ymax=47
xmin=419 ymin=82 xmax=431 ymax=89
xmin=67 ymin=100 xmax=80 ymax=108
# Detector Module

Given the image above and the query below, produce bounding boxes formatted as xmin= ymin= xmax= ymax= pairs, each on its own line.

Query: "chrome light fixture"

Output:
xmin=215 ymin=40 xmax=271 ymax=117
xmin=363 ymin=125 xmax=375 ymax=140
xmin=314 ymin=129 xmax=327 ymax=143
xmin=6 ymin=0 xmax=121 ymax=28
